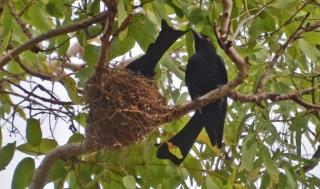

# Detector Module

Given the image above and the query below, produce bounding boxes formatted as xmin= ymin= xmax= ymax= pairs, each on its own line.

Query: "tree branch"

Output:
xmin=96 ymin=1 xmax=117 ymax=72
xmin=220 ymin=0 xmax=232 ymax=39
xmin=229 ymin=88 xmax=320 ymax=110
xmin=0 ymin=10 xmax=109 ymax=69
xmin=30 ymin=143 xmax=96 ymax=189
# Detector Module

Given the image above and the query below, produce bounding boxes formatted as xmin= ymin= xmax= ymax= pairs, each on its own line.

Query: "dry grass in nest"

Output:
xmin=84 ymin=68 xmax=172 ymax=148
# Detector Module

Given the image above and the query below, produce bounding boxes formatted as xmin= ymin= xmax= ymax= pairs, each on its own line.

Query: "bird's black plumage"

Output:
xmin=126 ymin=20 xmax=186 ymax=77
xmin=157 ymin=31 xmax=228 ymax=165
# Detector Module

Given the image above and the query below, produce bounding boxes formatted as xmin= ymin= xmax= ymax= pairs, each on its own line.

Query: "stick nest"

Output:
xmin=84 ymin=68 xmax=172 ymax=148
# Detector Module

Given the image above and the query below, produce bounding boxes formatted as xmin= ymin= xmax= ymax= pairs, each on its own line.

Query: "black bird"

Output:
xmin=157 ymin=31 xmax=228 ymax=165
xmin=125 ymin=20 xmax=186 ymax=77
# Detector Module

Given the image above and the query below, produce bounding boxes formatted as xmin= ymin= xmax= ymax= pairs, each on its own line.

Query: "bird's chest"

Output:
xmin=188 ymin=62 xmax=218 ymax=90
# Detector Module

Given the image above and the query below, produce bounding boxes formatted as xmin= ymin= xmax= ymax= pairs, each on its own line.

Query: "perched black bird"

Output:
xmin=125 ymin=20 xmax=186 ymax=77
xmin=157 ymin=31 xmax=228 ymax=165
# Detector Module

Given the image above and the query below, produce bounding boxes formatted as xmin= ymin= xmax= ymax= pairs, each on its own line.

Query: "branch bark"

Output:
xmin=229 ymin=88 xmax=320 ymax=110
xmin=96 ymin=1 xmax=117 ymax=72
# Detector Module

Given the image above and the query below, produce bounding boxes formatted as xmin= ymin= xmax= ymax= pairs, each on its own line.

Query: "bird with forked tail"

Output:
xmin=156 ymin=30 xmax=228 ymax=165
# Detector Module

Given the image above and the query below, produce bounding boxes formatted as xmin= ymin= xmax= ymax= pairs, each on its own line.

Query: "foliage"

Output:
xmin=0 ymin=0 xmax=320 ymax=188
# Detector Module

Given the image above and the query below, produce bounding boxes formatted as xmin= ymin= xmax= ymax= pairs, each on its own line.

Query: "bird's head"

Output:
xmin=192 ymin=30 xmax=216 ymax=52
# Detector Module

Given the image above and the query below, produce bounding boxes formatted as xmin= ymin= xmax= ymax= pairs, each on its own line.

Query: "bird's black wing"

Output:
xmin=126 ymin=20 xmax=186 ymax=77
xmin=185 ymin=54 xmax=203 ymax=100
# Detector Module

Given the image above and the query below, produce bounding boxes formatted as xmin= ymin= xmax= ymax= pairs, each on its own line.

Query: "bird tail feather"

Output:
xmin=156 ymin=113 xmax=203 ymax=165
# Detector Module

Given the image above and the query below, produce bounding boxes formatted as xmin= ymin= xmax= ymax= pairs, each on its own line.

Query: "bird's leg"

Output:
xmin=194 ymin=95 xmax=203 ymax=114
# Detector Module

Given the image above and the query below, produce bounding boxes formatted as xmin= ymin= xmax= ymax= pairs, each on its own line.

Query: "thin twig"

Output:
xmin=256 ymin=13 xmax=319 ymax=93
xmin=5 ymin=79 xmax=73 ymax=105
xmin=299 ymin=145 xmax=320 ymax=173
xmin=8 ymin=0 xmax=33 ymax=39
xmin=96 ymin=1 xmax=118 ymax=72
xmin=220 ymin=0 xmax=233 ymax=40
xmin=267 ymin=0 xmax=314 ymax=37
xmin=19 ymin=0 xmax=36 ymax=16
xmin=232 ymin=3 xmax=269 ymax=40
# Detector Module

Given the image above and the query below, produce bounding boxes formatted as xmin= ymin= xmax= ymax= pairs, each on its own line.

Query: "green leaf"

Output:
xmin=277 ymin=173 xmax=288 ymax=189
xmin=11 ymin=158 xmax=35 ymax=189
xmin=73 ymin=113 xmax=87 ymax=126
xmin=68 ymin=133 xmax=85 ymax=143
xmin=47 ymin=159 xmax=67 ymax=183
xmin=84 ymin=44 xmax=100 ymax=66
xmin=0 ymin=6 xmax=13 ymax=52
xmin=109 ymin=30 xmax=135 ymax=60
xmin=0 ymin=93 xmax=12 ymax=115
xmin=45 ymin=0 xmax=64 ymax=18
xmin=271 ymin=0 xmax=296 ymax=9
xmin=62 ymin=77 xmax=82 ymax=104
xmin=117 ymin=0 xmax=127 ymax=26
xmin=183 ymin=156 xmax=203 ymax=184
xmin=240 ymin=142 xmax=257 ymax=171
xmin=186 ymin=31 xmax=195 ymax=58
xmin=189 ymin=8 xmax=206 ymax=24
xmin=165 ymin=1 xmax=184 ymax=18
xmin=260 ymin=172 xmax=271 ymax=189
xmin=205 ymin=176 xmax=222 ymax=189
xmin=249 ymin=17 xmax=265 ymax=39
xmin=298 ymin=39 xmax=320 ymax=62
xmin=26 ymin=5 xmax=52 ymax=31
xmin=291 ymin=117 xmax=307 ymax=155
xmin=260 ymin=144 xmax=279 ymax=183
xmin=176 ymin=92 xmax=189 ymax=105
xmin=128 ymin=13 xmax=157 ymax=51
xmin=75 ymin=66 xmax=95 ymax=87
xmin=285 ymin=169 xmax=296 ymax=189
xmin=21 ymin=51 xmax=38 ymax=69
xmin=0 ymin=142 xmax=16 ymax=170
xmin=56 ymin=34 xmax=70 ymax=56
xmin=88 ymin=0 xmax=100 ymax=15
xmin=17 ymin=139 xmax=58 ymax=155
xmin=86 ymin=25 xmax=102 ymax=39
xmin=159 ymin=55 xmax=185 ymax=80
xmin=26 ymin=118 xmax=42 ymax=146
xmin=122 ymin=175 xmax=136 ymax=189
xmin=303 ymin=32 xmax=320 ymax=44
xmin=7 ymin=61 xmax=25 ymax=75
xmin=16 ymin=107 xmax=26 ymax=120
